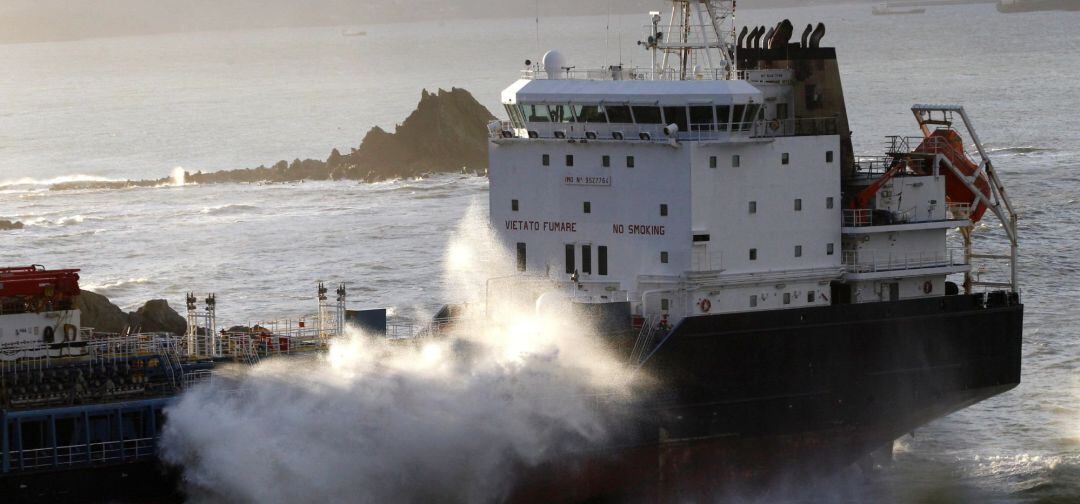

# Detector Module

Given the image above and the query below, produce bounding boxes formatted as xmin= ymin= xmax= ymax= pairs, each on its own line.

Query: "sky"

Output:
xmin=0 ymin=0 xmax=859 ymax=44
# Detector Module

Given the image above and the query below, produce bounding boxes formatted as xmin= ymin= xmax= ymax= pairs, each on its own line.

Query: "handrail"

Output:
xmin=842 ymin=248 xmax=967 ymax=273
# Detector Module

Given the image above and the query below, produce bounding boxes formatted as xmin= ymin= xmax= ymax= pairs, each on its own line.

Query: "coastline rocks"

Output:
xmin=0 ymin=219 xmax=24 ymax=230
xmin=50 ymin=87 xmax=495 ymax=191
xmin=76 ymin=291 xmax=187 ymax=335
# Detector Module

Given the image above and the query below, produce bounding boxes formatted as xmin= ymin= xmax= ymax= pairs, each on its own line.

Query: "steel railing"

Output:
xmin=842 ymin=248 xmax=967 ymax=273
xmin=7 ymin=437 xmax=157 ymax=472
xmin=490 ymin=117 xmax=839 ymax=142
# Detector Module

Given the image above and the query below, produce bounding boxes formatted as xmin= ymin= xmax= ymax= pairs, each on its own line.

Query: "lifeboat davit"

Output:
xmin=911 ymin=129 xmax=992 ymax=222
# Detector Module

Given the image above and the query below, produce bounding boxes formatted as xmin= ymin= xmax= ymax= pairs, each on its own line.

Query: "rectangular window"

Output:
xmin=565 ymin=244 xmax=575 ymax=274
xmin=566 ymin=154 xmax=574 ymax=167
xmin=583 ymin=201 xmax=591 ymax=214
xmin=516 ymin=242 xmax=527 ymax=272
xmin=574 ymin=105 xmax=607 ymax=123
xmin=776 ymin=103 xmax=789 ymax=120
xmin=732 ymin=104 xmax=746 ymax=131
xmin=661 ymin=298 xmax=670 ymax=311
xmin=741 ymin=104 xmax=761 ymax=131
xmin=523 ymin=104 xmax=551 ymax=122
xmin=750 ymin=295 xmax=758 ymax=307
xmin=808 ymin=291 xmax=816 ymax=303
xmin=660 ymin=204 xmax=668 ymax=217
xmin=598 ymin=246 xmax=608 ymax=275
xmin=602 ymin=155 xmax=611 ymax=168
xmin=660 ymin=251 xmax=669 ymax=264
xmin=732 ymin=154 xmax=741 ymax=168
xmin=605 ymin=105 xmax=633 ymax=123
xmin=582 ymin=245 xmax=592 ymax=274
xmin=826 ymin=197 xmax=834 ymax=209
xmin=827 ymin=243 xmax=835 ymax=255
xmin=631 ymin=106 xmax=662 ymax=124
xmin=826 ymin=150 xmax=835 ymax=163
xmin=511 ymin=199 xmax=519 ymax=211
xmin=795 ymin=245 xmax=803 ymax=257
xmin=715 ymin=105 xmax=731 ymax=131
xmin=626 ymin=156 xmax=635 ymax=168
xmin=749 ymin=201 xmax=757 ymax=214
xmin=689 ymin=105 xmax=715 ymax=131
xmin=749 ymin=248 xmax=757 ymax=260
xmin=782 ymin=152 xmax=790 ymax=165
xmin=783 ymin=292 xmax=791 ymax=305
xmin=795 ymin=198 xmax=802 ymax=211
xmin=709 ymin=156 xmax=717 ymax=168
xmin=693 ymin=234 xmax=710 ymax=242
xmin=542 ymin=154 xmax=550 ymax=166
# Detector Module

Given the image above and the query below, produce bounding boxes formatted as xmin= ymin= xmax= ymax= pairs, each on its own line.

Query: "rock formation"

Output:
xmin=76 ymin=291 xmax=187 ymax=335
xmin=51 ymin=87 xmax=495 ymax=191
xmin=0 ymin=219 xmax=24 ymax=230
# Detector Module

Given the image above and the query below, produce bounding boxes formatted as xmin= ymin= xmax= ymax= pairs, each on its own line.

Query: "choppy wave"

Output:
xmin=81 ymin=277 xmax=153 ymax=296
xmin=200 ymin=204 xmax=259 ymax=215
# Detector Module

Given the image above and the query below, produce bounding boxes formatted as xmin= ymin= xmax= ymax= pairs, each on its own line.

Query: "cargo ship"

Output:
xmin=1 ymin=0 xmax=1022 ymax=501
xmin=997 ymin=0 xmax=1080 ymax=13
xmin=487 ymin=0 xmax=1022 ymax=499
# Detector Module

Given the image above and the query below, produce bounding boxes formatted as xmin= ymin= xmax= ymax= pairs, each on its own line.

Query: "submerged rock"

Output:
xmin=51 ymin=87 xmax=496 ymax=190
xmin=0 ymin=219 xmax=24 ymax=230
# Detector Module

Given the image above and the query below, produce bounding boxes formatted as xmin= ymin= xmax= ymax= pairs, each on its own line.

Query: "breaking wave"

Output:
xmin=0 ymin=174 xmax=119 ymax=189
xmin=200 ymin=204 xmax=259 ymax=215
xmin=161 ymin=202 xmax=636 ymax=503
xmin=81 ymin=277 xmax=153 ymax=296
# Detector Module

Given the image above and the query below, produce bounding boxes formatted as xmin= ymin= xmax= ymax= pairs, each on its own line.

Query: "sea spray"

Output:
xmin=161 ymin=201 xmax=638 ymax=503
xmin=171 ymin=167 xmax=186 ymax=186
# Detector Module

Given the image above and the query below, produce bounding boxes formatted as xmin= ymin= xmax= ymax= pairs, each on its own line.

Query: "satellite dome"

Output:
xmin=542 ymin=50 xmax=567 ymax=79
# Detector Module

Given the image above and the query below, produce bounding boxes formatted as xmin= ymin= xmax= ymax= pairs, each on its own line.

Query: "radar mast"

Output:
xmin=641 ymin=0 xmax=736 ymax=80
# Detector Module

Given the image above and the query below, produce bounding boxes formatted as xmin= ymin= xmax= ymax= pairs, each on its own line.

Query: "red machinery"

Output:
xmin=0 ymin=265 xmax=81 ymax=302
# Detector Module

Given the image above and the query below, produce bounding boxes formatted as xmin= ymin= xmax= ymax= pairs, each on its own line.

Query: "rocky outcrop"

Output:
xmin=76 ymin=291 xmax=187 ymax=335
xmin=51 ymin=87 xmax=495 ymax=191
xmin=0 ymin=219 xmax=24 ymax=230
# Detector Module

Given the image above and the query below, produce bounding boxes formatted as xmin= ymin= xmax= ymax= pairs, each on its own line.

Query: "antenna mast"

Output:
xmin=642 ymin=0 xmax=736 ymax=80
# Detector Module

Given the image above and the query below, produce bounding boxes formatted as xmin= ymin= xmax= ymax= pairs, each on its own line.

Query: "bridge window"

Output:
xmin=662 ymin=106 xmax=688 ymax=132
xmin=511 ymin=199 xmax=519 ymax=211
xmin=573 ymin=105 xmax=608 ymax=123
xmin=549 ymin=104 xmax=575 ymax=123
xmin=522 ymin=104 xmax=551 ymax=123
xmin=598 ymin=246 xmax=608 ymax=276
xmin=631 ymin=106 xmax=662 ymax=124
xmin=582 ymin=245 xmax=592 ymax=274
xmin=606 ymin=105 xmax=633 ymax=123
xmin=732 ymin=104 xmax=746 ymax=131
xmin=565 ymin=244 xmax=575 ymax=274
xmin=516 ymin=243 xmax=527 ymax=272
xmin=689 ymin=106 xmax=715 ymax=131
xmin=716 ymin=105 xmax=731 ymax=132
xmin=743 ymin=104 xmax=762 ymax=131
xmin=602 ymin=155 xmax=610 ymax=168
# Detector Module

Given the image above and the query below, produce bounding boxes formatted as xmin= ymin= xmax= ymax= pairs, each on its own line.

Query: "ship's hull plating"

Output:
xmin=510 ymin=293 xmax=1023 ymax=502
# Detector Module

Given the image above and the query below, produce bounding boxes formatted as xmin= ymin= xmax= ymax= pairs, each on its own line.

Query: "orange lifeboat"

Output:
xmin=911 ymin=129 xmax=992 ymax=222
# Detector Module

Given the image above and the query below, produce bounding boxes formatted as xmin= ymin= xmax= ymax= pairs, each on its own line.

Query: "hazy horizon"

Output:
xmin=0 ymin=0 xmax=871 ymax=44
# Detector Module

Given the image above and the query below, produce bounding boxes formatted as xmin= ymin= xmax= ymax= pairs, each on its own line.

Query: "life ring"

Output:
xmin=769 ymin=119 xmax=781 ymax=131
xmin=923 ymin=281 xmax=933 ymax=294
xmin=699 ymin=298 xmax=712 ymax=313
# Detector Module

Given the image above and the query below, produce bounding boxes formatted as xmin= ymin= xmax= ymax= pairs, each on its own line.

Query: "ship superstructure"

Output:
xmin=488 ymin=0 xmax=1022 ymax=499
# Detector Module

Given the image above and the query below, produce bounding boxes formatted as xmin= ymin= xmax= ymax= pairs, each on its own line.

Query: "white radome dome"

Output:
xmin=542 ymin=50 xmax=567 ymax=79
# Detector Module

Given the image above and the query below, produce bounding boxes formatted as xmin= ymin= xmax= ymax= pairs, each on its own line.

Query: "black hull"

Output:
xmin=511 ymin=293 xmax=1023 ymax=501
